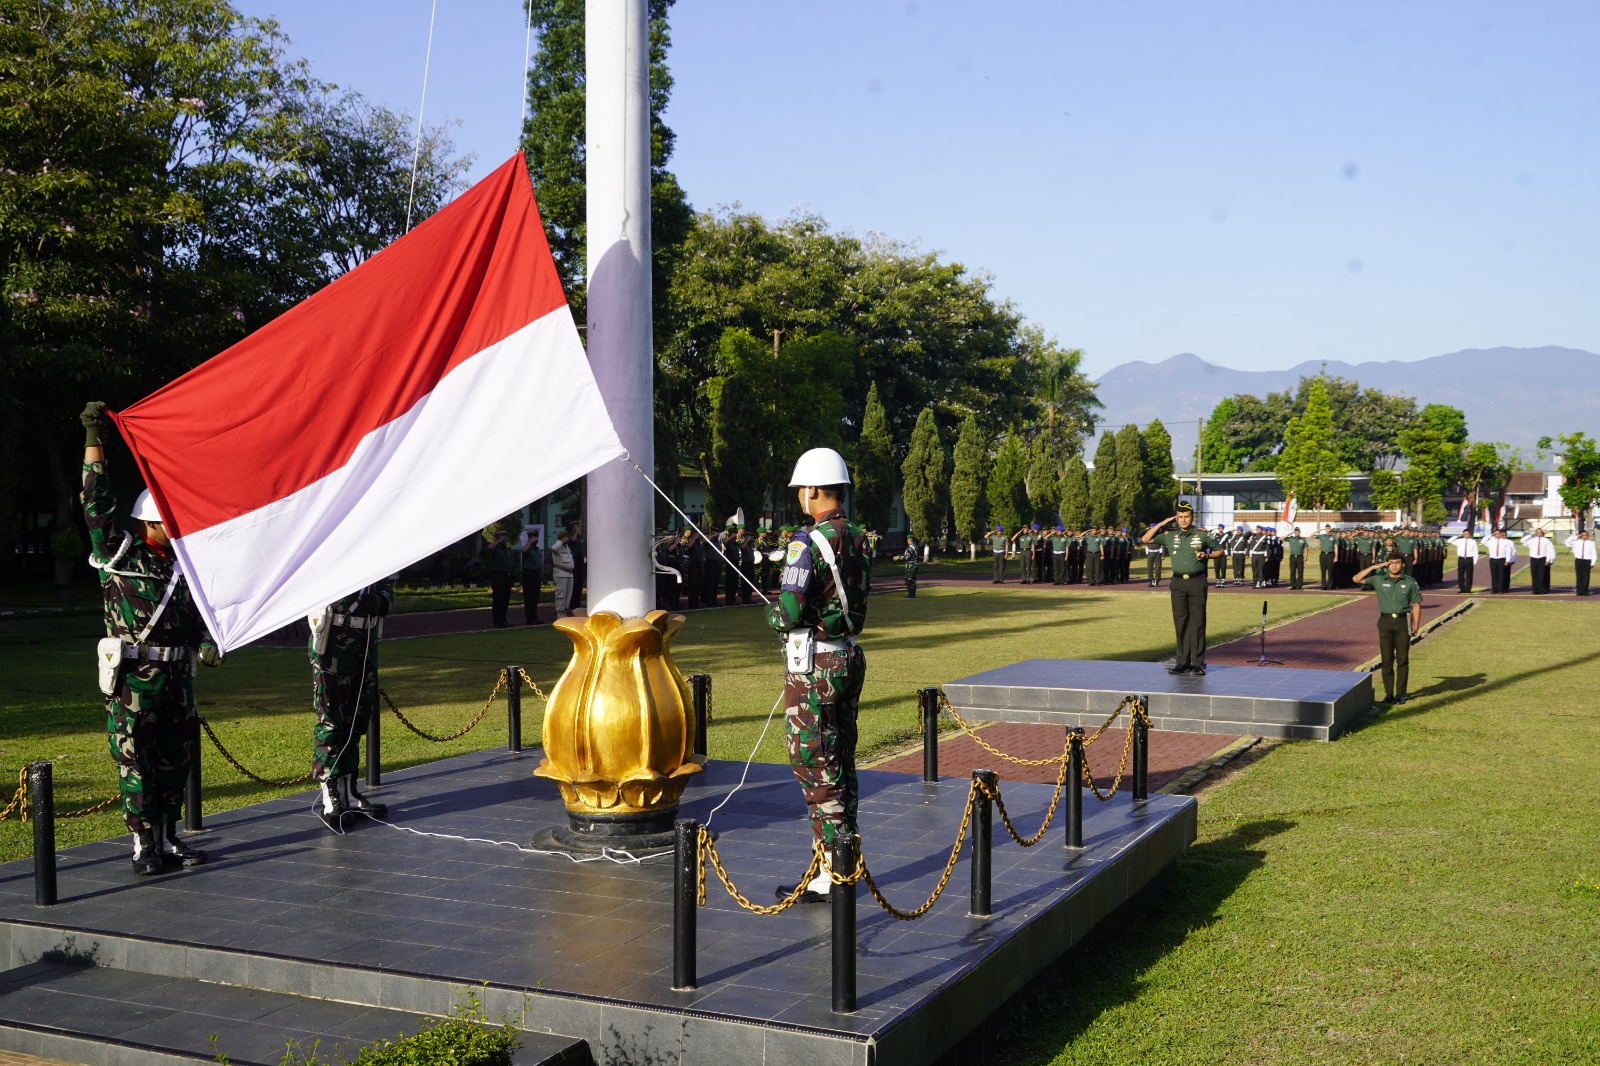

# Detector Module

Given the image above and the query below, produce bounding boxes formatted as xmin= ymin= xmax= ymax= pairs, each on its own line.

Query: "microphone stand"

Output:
xmin=1253 ymin=599 xmax=1284 ymax=666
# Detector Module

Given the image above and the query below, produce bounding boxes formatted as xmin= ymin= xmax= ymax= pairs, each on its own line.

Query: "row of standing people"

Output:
xmin=984 ymin=525 xmax=1147 ymax=586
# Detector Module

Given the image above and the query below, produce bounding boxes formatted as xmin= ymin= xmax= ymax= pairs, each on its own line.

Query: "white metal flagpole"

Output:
xmin=584 ymin=0 xmax=653 ymax=618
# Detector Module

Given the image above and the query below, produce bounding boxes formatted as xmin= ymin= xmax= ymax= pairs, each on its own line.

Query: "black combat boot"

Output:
xmin=163 ymin=817 xmax=208 ymax=867
xmin=131 ymin=827 xmax=162 ymax=876
xmin=316 ymin=777 xmax=348 ymax=831
xmin=342 ymin=775 xmax=387 ymax=818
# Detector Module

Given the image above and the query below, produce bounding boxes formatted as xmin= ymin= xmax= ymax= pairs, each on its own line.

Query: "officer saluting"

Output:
xmin=1143 ymin=503 xmax=1226 ymax=675
xmin=769 ymin=448 xmax=873 ymax=903
xmin=80 ymin=402 xmax=222 ymax=875
xmin=1353 ymin=550 xmax=1423 ymax=706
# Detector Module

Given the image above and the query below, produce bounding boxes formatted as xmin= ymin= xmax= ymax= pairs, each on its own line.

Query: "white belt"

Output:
xmin=122 ymin=644 xmax=188 ymax=662
xmin=815 ymin=636 xmax=855 ymax=656
xmin=332 ymin=613 xmax=379 ymax=629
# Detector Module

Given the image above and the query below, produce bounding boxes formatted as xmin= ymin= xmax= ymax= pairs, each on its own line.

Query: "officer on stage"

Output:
xmin=769 ymin=448 xmax=872 ymax=902
xmin=80 ymin=402 xmax=221 ymax=874
xmin=1142 ymin=503 xmax=1225 ymax=675
xmin=1353 ymin=550 xmax=1423 ymax=706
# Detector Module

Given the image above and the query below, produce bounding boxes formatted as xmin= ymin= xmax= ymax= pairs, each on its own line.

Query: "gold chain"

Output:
xmin=861 ymin=777 xmax=979 ymax=920
xmin=199 ymin=718 xmax=315 ymax=787
xmin=0 ymin=765 xmax=118 ymax=821
xmin=977 ymin=737 xmax=1074 ymax=847
xmin=1081 ymin=699 xmax=1151 ymax=801
xmin=515 ymin=667 xmax=549 ymax=703
xmin=384 ymin=671 xmax=503 ymax=743
xmin=698 ymin=826 xmax=827 ymax=915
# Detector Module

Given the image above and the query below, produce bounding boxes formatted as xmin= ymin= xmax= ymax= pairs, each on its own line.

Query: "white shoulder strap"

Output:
xmin=134 ymin=571 xmax=182 ymax=645
xmin=808 ymin=527 xmax=850 ymax=619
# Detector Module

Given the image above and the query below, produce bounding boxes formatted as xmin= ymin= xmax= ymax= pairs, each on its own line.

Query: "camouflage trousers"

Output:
xmin=106 ymin=663 xmax=196 ymax=832
xmin=783 ymin=644 xmax=866 ymax=845
xmin=312 ymin=656 xmax=379 ymax=781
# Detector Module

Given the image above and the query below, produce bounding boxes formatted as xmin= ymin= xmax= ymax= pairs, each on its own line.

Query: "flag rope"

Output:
xmin=404 ymin=0 xmax=440 ymax=232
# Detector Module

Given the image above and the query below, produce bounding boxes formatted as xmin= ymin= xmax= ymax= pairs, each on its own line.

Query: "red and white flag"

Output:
xmin=111 ymin=156 xmax=623 ymax=651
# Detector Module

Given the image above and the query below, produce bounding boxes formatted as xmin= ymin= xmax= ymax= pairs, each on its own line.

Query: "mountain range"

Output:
xmin=1091 ymin=346 xmax=1599 ymax=465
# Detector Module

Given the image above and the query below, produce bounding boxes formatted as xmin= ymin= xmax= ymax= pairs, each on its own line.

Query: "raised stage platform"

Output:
xmin=944 ymin=659 xmax=1374 ymax=742
xmin=0 ymin=748 xmax=1195 ymax=1066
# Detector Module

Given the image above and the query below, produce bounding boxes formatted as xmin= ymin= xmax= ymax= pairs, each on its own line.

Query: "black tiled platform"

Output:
xmin=0 ymin=750 xmax=1195 ymax=1066
xmin=944 ymin=659 xmax=1374 ymax=741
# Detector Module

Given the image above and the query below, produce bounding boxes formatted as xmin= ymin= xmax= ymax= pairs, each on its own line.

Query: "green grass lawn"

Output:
xmin=3 ymin=585 xmax=1596 ymax=1063
xmin=994 ymin=596 xmax=1600 ymax=1065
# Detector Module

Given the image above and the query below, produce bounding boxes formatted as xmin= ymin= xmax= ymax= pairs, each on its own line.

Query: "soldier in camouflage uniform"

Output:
xmin=80 ymin=402 xmax=221 ymax=875
xmin=309 ymin=579 xmax=394 ymax=830
xmin=900 ymin=536 xmax=920 ymax=597
xmin=768 ymin=448 xmax=872 ymax=903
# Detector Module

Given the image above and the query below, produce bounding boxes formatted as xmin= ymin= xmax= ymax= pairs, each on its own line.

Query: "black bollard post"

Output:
xmin=185 ymin=718 xmax=202 ymax=831
xmin=920 ymin=687 xmax=940 ymax=782
xmin=691 ymin=673 xmax=709 ymax=758
xmin=28 ymin=761 xmax=56 ymax=906
xmin=506 ymin=666 xmax=523 ymax=753
xmin=1065 ymin=728 xmax=1084 ymax=849
xmin=1132 ymin=695 xmax=1148 ymax=802
xmin=366 ymin=692 xmax=381 ymax=787
xmin=970 ymin=769 xmax=996 ymax=917
xmin=830 ymin=833 xmax=857 ymax=1014
xmin=672 ymin=819 xmax=697 ymax=991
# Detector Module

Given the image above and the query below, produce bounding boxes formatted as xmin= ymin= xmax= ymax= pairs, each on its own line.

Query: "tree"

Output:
xmin=706 ymin=374 xmax=764 ymax=525
xmin=1276 ymin=377 xmax=1351 ymax=515
xmin=1025 ymin=341 xmax=1100 ymax=457
xmin=853 ymin=381 xmax=895 ymax=531
xmin=1087 ymin=431 xmax=1119 ymax=526
xmin=1458 ymin=441 xmax=1516 ymax=534
xmin=1025 ymin=437 xmax=1061 ymax=527
xmin=1141 ymin=419 xmax=1176 ymax=522
xmin=950 ymin=416 xmax=989 ymax=545
xmin=1538 ymin=432 xmax=1600 ymax=534
xmin=519 ymin=0 xmax=692 ymax=311
xmin=901 ymin=408 xmax=947 ymax=544
xmin=1059 ymin=455 xmax=1090 ymax=529
xmin=0 ymin=0 xmax=467 ymax=548
xmin=1197 ymin=397 xmax=1243 ymax=472
xmin=988 ymin=432 xmax=1028 ymax=533
xmin=1393 ymin=428 xmax=1450 ymax=523
xmin=1368 ymin=469 xmax=1406 ymax=519
xmin=1114 ymin=424 xmax=1146 ymax=529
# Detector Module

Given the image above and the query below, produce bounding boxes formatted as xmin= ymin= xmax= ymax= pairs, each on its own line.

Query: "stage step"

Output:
xmin=0 ymin=960 xmax=590 ymax=1066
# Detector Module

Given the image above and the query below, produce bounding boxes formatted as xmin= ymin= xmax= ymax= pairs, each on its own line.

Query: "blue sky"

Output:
xmin=234 ymin=1 xmax=1598 ymax=380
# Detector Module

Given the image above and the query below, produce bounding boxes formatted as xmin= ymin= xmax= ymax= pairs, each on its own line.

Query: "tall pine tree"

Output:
xmin=854 ymin=381 xmax=895 ymax=531
xmin=1277 ymin=376 xmax=1351 ymax=515
xmin=1141 ymin=419 xmax=1176 ymax=522
xmin=950 ymin=415 xmax=989 ymax=545
xmin=1026 ymin=437 xmax=1062 ymax=526
xmin=1114 ymin=424 xmax=1146 ymax=529
xmin=988 ymin=432 xmax=1028 ymax=532
xmin=901 ymin=409 xmax=947 ymax=543
xmin=1059 ymin=455 xmax=1091 ymax=528
xmin=1088 ymin=431 xmax=1119 ymax=526
xmin=707 ymin=375 xmax=764 ymax=524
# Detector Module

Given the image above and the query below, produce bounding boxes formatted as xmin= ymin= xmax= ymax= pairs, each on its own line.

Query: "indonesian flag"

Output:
xmin=1456 ymin=497 xmax=1469 ymax=522
xmin=1279 ymin=494 xmax=1297 ymax=524
xmin=1480 ymin=502 xmax=1491 ymax=529
xmin=110 ymin=156 xmax=624 ymax=651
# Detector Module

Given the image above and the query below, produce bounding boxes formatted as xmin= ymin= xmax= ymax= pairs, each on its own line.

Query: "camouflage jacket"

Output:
xmin=765 ymin=510 xmax=871 ymax=640
xmin=311 ymin=579 xmax=394 ymax=669
xmin=82 ymin=460 xmax=212 ymax=653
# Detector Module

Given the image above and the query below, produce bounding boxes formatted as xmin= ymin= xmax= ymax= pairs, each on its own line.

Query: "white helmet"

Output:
xmin=789 ymin=447 xmax=850 ymax=487
xmin=130 ymin=489 xmax=162 ymax=522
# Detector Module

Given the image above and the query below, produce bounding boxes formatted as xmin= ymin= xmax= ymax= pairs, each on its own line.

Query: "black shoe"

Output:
xmin=316 ymin=781 xmax=349 ymax=831
xmin=1166 ymin=663 xmax=1189 ymax=674
xmin=343 ymin=776 xmax=388 ymax=818
xmin=775 ymin=884 xmax=829 ymax=904
xmin=131 ymin=829 xmax=162 ymax=876
xmin=1394 ymin=696 xmax=1408 ymax=705
xmin=1192 ymin=665 xmax=1207 ymax=677
xmin=163 ymin=822 xmax=208 ymax=867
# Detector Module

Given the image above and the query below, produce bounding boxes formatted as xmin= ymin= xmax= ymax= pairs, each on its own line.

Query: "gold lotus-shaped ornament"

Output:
xmin=534 ymin=609 xmax=704 ymax=813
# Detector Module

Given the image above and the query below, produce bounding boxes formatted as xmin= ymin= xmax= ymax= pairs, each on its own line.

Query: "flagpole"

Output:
xmin=584 ymin=0 xmax=652 ymax=618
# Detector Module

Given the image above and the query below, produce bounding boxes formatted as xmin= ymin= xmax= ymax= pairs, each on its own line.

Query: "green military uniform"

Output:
xmin=901 ymin=540 xmax=920 ymax=597
xmin=310 ymin=580 xmax=393 ymax=827
xmin=768 ymin=509 xmax=872 ymax=845
xmin=84 ymin=458 xmax=217 ymax=867
xmin=1013 ymin=529 xmax=1035 ymax=584
xmin=1153 ymin=520 xmax=1223 ymax=673
xmin=988 ymin=528 xmax=1009 ymax=583
xmin=1315 ymin=530 xmax=1337 ymax=589
xmin=1285 ymin=534 xmax=1308 ymax=589
xmin=1364 ymin=563 xmax=1422 ymax=703
xmin=1144 ymin=535 xmax=1165 ymax=586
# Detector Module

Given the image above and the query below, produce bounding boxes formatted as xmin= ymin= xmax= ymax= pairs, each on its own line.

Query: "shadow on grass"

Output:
xmin=1347 ymin=646 xmax=1600 ymax=731
xmin=969 ymin=817 xmax=1297 ymax=1066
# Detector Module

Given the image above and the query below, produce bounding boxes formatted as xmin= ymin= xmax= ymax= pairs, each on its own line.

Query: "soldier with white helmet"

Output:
xmin=769 ymin=448 xmax=873 ymax=903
